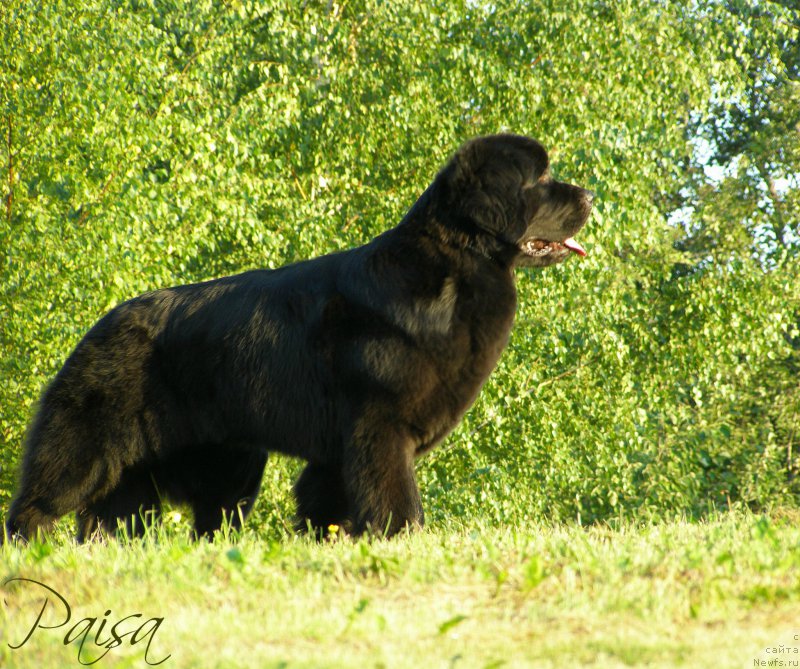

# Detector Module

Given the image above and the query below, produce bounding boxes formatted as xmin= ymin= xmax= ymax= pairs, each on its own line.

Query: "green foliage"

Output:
xmin=1 ymin=0 xmax=798 ymax=526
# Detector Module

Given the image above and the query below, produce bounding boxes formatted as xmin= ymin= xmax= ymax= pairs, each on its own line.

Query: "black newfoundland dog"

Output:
xmin=5 ymin=134 xmax=592 ymax=542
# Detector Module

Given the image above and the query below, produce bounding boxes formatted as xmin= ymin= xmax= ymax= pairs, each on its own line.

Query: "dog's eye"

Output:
xmin=522 ymin=171 xmax=550 ymax=191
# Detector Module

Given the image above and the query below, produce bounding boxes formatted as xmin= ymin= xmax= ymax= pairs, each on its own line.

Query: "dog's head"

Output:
xmin=435 ymin=134 xmax=592 ymax=267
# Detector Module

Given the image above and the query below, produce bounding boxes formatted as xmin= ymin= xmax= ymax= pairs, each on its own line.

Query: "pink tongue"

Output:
xmin=563 ymin=237 xmax=587 ymax=257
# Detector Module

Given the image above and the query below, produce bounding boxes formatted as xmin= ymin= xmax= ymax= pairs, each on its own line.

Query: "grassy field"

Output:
xmin=2 ymin=512 xmax=800 ymax=668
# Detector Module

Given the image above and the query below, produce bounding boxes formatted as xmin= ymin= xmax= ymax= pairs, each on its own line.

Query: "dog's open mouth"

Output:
xmin=521 ymin=238 xmax=587 ymax=258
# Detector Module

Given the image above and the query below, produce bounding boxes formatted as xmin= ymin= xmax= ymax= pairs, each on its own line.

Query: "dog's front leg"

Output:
xmin=343 ymin=427 xmax=424 ymax=538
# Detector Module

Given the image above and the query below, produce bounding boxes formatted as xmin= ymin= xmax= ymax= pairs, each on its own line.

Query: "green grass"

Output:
xmin=2 ymin=512 xmax=800 ymax=668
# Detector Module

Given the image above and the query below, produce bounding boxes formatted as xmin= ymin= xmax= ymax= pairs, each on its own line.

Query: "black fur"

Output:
xmin=4 ymin=134 xmax=592 ymax=541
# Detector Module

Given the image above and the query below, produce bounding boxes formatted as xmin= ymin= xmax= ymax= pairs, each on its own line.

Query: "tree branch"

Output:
xmin=5 ymin=114 xmax=12 ymax=225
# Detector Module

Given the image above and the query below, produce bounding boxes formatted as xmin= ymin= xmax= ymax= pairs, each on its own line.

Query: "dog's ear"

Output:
xmin=437 ymin=135 xmax=546 ymax=243
xmin=452 ymin=143 xmax=510 ymax=237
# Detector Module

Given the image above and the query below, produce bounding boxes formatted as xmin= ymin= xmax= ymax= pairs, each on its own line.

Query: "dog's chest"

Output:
xmin=408 ymin=282 xmax=516 ymax=454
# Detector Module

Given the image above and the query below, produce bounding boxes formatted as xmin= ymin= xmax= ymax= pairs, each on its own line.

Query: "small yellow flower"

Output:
xmin=327 ymin=524 xmax=339 ymax=534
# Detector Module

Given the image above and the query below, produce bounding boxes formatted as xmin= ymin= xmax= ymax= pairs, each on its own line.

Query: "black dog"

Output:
xmin=5 ymin=134 xmax=592 ymax=542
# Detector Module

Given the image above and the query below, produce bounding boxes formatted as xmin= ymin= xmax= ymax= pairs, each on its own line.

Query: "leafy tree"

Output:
xmin=674 ymin=0 xmax=799 ymax=267
xmin=666 ymin=0 xmax=800 ymax=514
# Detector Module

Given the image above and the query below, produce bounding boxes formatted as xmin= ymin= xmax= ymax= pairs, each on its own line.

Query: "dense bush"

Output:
xmin=1 ymin=0 xmax=798 ymax=530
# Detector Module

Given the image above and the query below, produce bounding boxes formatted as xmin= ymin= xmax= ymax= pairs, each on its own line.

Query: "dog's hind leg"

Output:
xmin=159 ymin=445 xmax=268 ymax=538
xmin=292 ymin=463 xmax=351 ymax=539
xmin=76 ymin=465 xmax=163 ymax=542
